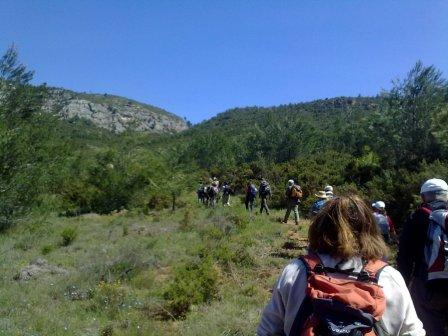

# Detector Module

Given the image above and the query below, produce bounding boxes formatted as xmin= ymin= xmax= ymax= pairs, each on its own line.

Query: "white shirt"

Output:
xmin=257 ymin=254 xmax=425 ymax=336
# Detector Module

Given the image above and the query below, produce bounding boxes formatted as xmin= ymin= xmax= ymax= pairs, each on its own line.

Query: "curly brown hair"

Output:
xmin=308 ymin=195 xmax=389 ymax=260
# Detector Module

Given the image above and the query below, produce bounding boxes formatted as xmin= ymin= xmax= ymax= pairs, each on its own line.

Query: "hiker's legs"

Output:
xmin=265 ymin=199 xmax=270 ymax=214
xmin=222 ymin=194 xmax=229 ymax=206
xmin=249 ymin=198 xmax=254 ymax=212
xmin=260 ymin=198 xmax=269 ymax=214
xmin=410 ymin=277 xmax=448 ymax=335
xmin=293 ymin=204 xmax=299 ymax=225
xmin=283 ymin=202 xmax=292 ymax=222
xmin=245 ymin=198 xmax=250 ymax=211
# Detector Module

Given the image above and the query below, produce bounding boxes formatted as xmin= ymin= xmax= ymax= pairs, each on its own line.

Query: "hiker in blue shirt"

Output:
xmin=310 ymin=190 xmax=328 ymax=216
xmin=245 ymin=182 xmax=258 ymax=212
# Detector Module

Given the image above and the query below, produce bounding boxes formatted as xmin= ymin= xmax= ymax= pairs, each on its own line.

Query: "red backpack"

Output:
xmin=291 ymin=254 xmax=388 ymax=336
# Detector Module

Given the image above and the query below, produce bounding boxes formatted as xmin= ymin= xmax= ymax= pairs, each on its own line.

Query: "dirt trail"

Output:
xmin=271 ymin=222 xmax=310 ymax=259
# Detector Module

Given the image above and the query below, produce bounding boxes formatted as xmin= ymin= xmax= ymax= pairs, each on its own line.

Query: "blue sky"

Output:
xmin=1 ymin=1 xmax=447 ymax=123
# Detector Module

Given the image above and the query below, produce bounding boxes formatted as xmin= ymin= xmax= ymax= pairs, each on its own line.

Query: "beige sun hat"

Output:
xmin=315 ymin=191 xmax=328 ymax=199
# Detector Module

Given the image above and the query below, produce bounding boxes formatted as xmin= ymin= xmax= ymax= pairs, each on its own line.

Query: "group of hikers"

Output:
xmin=196 ymin=177 xmax=231 ymax=207
xmin=196 ymin=177 xmax=448 ymax=334
xmin=197 ymin=178 xmax=401 ymax=249
xmin=197 ymin=178 xmax=337 ymax=222
xmin=257 ymin=178 xmax=448 ymax=335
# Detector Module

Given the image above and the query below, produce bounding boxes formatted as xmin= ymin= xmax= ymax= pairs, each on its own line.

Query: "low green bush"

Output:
xmin=122 ymin=223 xmax=129 ymax=236
xmin=147 ymin=194 xmax=171 ymax=211
xmin=163 ymin=256 xmax=219 ymax=318
xmin=41 ymin=244 xmax=54 ymax=255
xmin=89 ymin=248 xmax=148 ymax=283
xmin=179 ymin=206 xmax=194 ymax=231
xmin=60 ymin=226 xmax=78 ymax=246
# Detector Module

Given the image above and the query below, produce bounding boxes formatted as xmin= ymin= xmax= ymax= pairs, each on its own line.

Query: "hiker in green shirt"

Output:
xmin=282 ymin=179 xmax=302 ymax=225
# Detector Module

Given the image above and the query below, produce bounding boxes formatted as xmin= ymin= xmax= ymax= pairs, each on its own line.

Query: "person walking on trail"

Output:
xmin=245 ymin=182 xmax=258 ymax=212
xmin=207 ymin=179 xmax=219 ymax=207
xmin=282 ymin=179 xmax=302 ymax=225
xmin=197 ymin=184 xmax=206 ymax=203
xmin=309 ymin=190 xmax=328 ymax=216
xmin=372 ymin=201 xmax=396 ymax=244
xmin=258 ymin=195 xmax=425 ymax=336
xmin=397 ymin=178 xmax=448 ymax=335
xmin=259 ymin=179 xmax=271 ymax=215
xmin=208 ymin=176 xmax=220 ymax=190
xmin=324 ymin=185 xmax=334 ymax=199
xmin=221 ymin=182 xmax=232 ymax=206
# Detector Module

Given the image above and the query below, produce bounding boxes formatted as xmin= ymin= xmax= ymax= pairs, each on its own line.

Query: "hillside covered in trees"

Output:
xmin=2 ymin=45 xmax=448 ymax=229
xmin=159 ymin=63 xmax=448 ymax=222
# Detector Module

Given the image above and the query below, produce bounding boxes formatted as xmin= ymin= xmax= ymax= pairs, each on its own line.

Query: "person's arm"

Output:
xmin=257 ymin=280 xmax=286 ymax=336
xmin=396 ymin=215 xmax=417 ymax=285
xmin=380 ymin=267 xmax=425 ymax=336
xmin=257 ymin=261 xmax=306 ymax=336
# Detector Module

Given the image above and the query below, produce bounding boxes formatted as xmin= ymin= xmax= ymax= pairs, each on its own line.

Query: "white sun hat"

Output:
xmin=420 ymin=178 xmax=448 ymax=194
xmin=372 ymin=201 xmax=386 ymax=210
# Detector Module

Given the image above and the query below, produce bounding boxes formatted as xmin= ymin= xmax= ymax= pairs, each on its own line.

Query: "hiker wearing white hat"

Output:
xmin=371 ymin=201 xmax=396 ymax=244
xmin=397 ymin=178 xmax=448 ymax=334
xmin=309 ymin=190 xmax=328 ymax=216
xmin=324 ymin=185 xmax=334 ymax=199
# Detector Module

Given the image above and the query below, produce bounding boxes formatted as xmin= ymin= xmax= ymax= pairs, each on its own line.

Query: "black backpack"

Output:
xmin=260 ymin=184 xmax=270 ymax=197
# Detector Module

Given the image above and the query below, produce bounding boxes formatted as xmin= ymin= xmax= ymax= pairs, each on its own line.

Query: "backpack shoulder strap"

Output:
xmin=300 ymin=253 xmax=323 ymax=275
xmin=417 ymin=206 xmax=432 ymax=216
xmin=363 ymin=259 xmax=388 ymax=282
xmin=429 ymin=209 xmax=448 ymax=230
xmin=289 ymin=256 xmax=318 ymax=336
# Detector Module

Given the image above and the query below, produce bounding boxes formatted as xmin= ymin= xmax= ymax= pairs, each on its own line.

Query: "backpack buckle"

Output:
xmin=314 ymin=264 xmax=325 ymax=274
xmin=357 ymin=270 xmax=370 ymax=282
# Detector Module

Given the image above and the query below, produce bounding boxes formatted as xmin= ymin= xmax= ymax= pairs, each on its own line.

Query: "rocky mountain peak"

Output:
xmin=43 ymin=88 xmax=189 ymax=133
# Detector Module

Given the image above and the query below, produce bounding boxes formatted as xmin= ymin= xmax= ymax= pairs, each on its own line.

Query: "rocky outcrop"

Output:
xmin=43 ymin=88 xmax=189 ymax=133
xmin=14 ymin=258 xmax=68 ymax=281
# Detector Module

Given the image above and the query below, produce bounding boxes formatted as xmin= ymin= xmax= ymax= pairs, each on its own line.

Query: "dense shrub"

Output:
xmin=179 ymin=206 xmax=194 ymax=230
xmin=86 ymin=247 xmax=149 ymax=283
xmin=147 ymin=193 xmax=172 ymax=211
xmin=41 ymin=244 xmax=54 ymax=255
xmin=60 ymin=226 xmax=78 ymax=246
xmin=163 ymin=257 xmax=219 ymax=318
